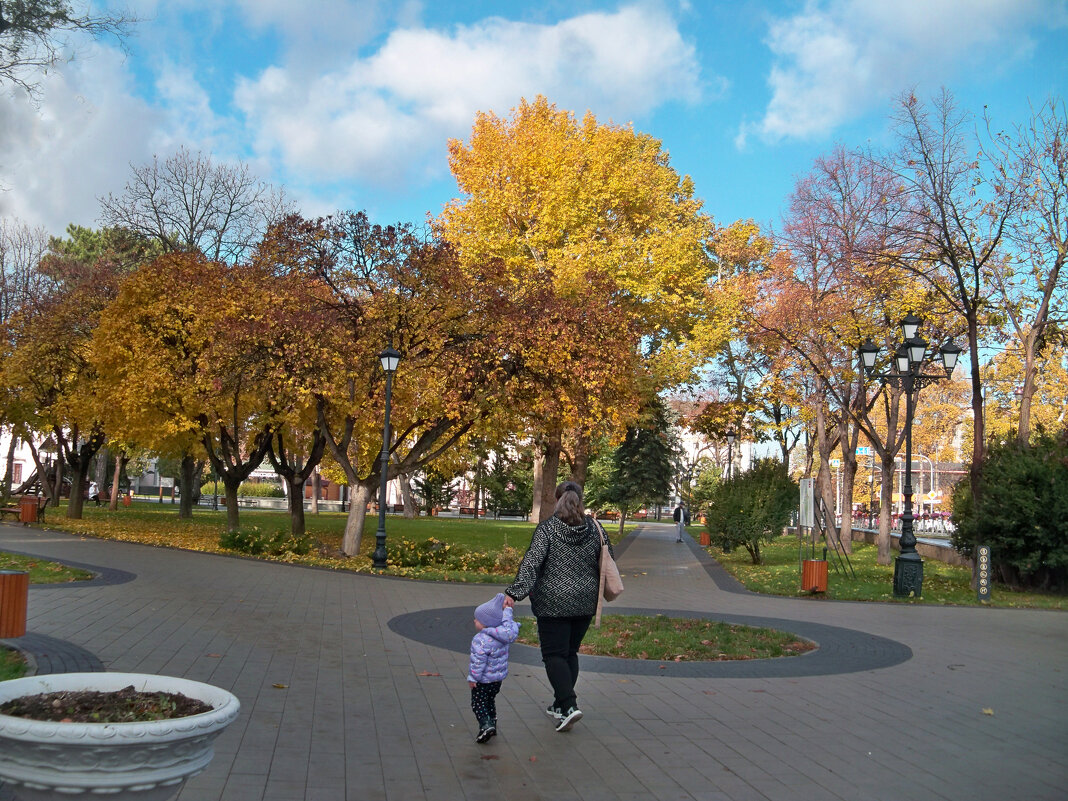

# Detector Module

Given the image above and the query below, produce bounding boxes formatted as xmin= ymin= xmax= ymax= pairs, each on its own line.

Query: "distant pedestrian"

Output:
xmin=89 ymin=481 xmax=100 ymax=507
xmin=504 ymin=480 xmax=612 ymax=733
xmin=673 ymin=503 xmax=690 ymax=542
xmin=468 ymin=592 xmax=519 ymax=743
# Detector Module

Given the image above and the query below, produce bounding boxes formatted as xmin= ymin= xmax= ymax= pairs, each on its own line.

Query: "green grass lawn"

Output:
xmin=0 ymin=552 xmax=95 ymax=584
xmin=710 ymin=533 xmax=1067 ymax=610
xmin=517 ymin=614 xmax=816 ymax=661
xmin=0 ymin=646 xmax=26 ymax=681
xmin=17 ymin=501 xmax=623 ymax=583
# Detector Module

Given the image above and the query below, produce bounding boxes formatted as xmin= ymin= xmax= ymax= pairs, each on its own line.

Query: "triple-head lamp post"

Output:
xmin=858 ymin=313 xmax=961 ymax=598
xmin=372 ymin=344 xmax=402 ymax=570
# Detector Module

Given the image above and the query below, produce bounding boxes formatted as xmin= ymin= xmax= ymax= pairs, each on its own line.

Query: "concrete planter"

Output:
xmin=0 ymin=673 xmax=240 ymax=801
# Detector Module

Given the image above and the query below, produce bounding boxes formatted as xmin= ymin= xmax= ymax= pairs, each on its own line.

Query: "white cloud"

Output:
xmin=234 ymin=4 xmax=703 ymax=187
xmin=750 ymin=0 xmax=1065 ymax=142
xmin=0 ymin=46 xmax=165 ymax=234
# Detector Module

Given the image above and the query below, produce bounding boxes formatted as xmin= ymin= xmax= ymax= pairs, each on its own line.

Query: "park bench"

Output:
xmin=458 ymin=507 xmax=486 ymax=517
xmin=0 ymin=495 xmax=48 ymax=525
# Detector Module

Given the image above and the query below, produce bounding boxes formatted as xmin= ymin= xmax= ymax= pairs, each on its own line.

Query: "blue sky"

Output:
xmin=2 ymin=0 xmax=1066 ymax=239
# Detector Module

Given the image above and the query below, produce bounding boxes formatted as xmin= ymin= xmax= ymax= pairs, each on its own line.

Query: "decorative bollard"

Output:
xmin=977 ymin=545 xmax=991 ymax=602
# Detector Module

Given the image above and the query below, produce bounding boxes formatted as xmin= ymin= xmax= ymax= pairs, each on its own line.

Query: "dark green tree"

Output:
xmin=482 ymin=450 xmax=534 ymax=518
xmin=704 ymin=458 xmax=798 ymax=565
xmin=587 ymin=397 xmax=678 ymax=535
xmin=413 ymin=466 xmax=456 ymax=514
xmin=951 ymin=429 xmax=1068 ymax=591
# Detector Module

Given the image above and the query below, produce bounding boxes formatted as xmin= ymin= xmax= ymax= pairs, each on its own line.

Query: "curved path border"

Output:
xmin=0 ymin=550 xmax=131 ymax=675
xmin=388 ymin=604 xmax=912 ymax=678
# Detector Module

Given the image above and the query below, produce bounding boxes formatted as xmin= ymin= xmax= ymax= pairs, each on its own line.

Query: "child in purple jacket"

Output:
xmin=467 ymin=592 xmax=519 ymax=743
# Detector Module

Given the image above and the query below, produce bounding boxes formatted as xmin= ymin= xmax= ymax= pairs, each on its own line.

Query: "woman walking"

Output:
xmin=503 ymin=480 xmax=613 ymax=732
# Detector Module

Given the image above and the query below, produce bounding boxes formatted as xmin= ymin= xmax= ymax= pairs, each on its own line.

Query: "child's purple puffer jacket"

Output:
xmin=467 ymin=606 xmax=519 ymax=684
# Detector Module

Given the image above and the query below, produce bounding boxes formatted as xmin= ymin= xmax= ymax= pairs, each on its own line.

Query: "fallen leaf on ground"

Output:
xmin=272 ymin=683 xmax=287 ymax=689
xmin=206 ymin=653 xmax=222 ymax=658
xmin=417 ymin=671 xmax=442 ymax=677
xmin=481 ymin=754 xmax=499 ymax=760
xmin=982 ymin=708 xmax=994 ymax=716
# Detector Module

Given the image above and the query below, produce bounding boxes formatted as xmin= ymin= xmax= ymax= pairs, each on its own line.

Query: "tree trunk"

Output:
xmin=287 ymin=476 xmax=307 ymax=537
xmin=530 ymin=448 xmax=545 ymax=525
xmin=1017 ymin=335 xmax=1037 ymax=445
xmin=839 ymin=454 xmax=856 ymax=555
xmin=537 ymin=429 xmax=562 ymax=522
xmin=311 ymin=471 xmax=320 ymax=515
xmin=966 ymin=315 xmax=985 ymax=588
xmin=64 ymin=429 xmax=104 ymax=520
xmin=570 ymin=431 xmax=590 ymax=487
xmin=341 ymin=482 xmax=374 ymax=556
xmin=877 ymin=456 xmax=895 ymax=565
xmin=94 ymin=447 xmax=109 ymax=496
xmin=178 ymin=454 xmax=197 ymax=519
xmin=617 ymin=509 xmax=627 ymax=538
xmin=400 ymin=473 xmax=416 ymax=518
xmin=2 ymin=431 xmax=16 ymax=500
xmin=814 ymin=403 xmax=837 ymax=548
xmin=224 ymin=476 xmax=242 ymax=532
xmin=108 ymin=451 xmax=127 ymax=511
xmin=68 ymin=465 xmax=87 ymax=518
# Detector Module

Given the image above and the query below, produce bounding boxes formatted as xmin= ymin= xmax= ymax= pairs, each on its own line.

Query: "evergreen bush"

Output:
xmin=951 ymin=430 xmax=1068 ymax=591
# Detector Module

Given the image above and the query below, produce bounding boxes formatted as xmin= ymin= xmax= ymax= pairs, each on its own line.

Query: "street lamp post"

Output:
xmin=372 ymin=345 xmax=402 ymax=570
xmin=726 ymin=431 xmax=736 ymax=481
xmin=859 ymin=313 xmax=960 ymax=598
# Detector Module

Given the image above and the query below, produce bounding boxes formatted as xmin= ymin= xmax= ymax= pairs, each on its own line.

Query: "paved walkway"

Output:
xmin=1 ymin=521 xmax=1066 ymax=801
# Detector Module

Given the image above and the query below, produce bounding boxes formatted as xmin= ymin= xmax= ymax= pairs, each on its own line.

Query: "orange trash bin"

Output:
xmin=801 ymin=559 xmax=828 ymax=593
xmin=18 ymin=495 xmax=39 ymax=524
xmin=0 ymin=570 xmax=29 ymax=638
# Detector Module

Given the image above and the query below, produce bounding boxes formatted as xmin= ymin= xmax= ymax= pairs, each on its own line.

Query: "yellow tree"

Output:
xmin=442 ymin=96 xmax=720 ymax=519
xmin=94 ymin=252 xmax=303 ymax=523
xmin=0 ymin=228 xmax=144 ymax=517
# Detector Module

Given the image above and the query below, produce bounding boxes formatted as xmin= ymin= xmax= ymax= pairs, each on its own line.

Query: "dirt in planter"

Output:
xmin=0 ymin=686 xmax=213 ymax=723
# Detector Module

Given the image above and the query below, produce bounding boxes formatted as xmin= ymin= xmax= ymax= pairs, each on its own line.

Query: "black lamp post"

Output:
xmin=371 ymin=344 xmax=402 ymax=570
xmin=859 ymin=314 xmax=960 ymax=598
xmin=726 ymin=431 xmax=736 ymax=480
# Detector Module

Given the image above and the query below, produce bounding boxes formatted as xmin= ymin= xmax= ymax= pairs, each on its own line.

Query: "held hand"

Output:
xmin=502 ymin=595 xmax=515 ymax=609
xmin=468 ymin=681 xmax=475 ymax=688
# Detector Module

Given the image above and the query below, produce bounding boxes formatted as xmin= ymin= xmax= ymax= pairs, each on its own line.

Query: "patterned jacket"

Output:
xmin=467 ymin=606 xmax=519 ymax=684
xmin=505 ymin=515 xmax=614 ymax=618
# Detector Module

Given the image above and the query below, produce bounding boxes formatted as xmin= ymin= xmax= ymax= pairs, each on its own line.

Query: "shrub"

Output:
xmin=952 ymin=431 xmax=1068 ymax=591
xmin=386 ymin=537 xmax=520 ymax=575
xmin=219 ymin=526 xmax=313 ymax=556
xmin=237 ymin=482 xmax=285 ymax=498
xmin=704 ymin=458 xmax=798 ymax=565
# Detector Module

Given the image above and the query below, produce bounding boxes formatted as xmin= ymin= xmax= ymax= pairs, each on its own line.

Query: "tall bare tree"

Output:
xmin=879 ymin=90 xmax=1022 ymax=509
xmin=99 ymin=146 xmax=290 ymax=264
xmin=984 ymin=97 xmax=1068 ymax=443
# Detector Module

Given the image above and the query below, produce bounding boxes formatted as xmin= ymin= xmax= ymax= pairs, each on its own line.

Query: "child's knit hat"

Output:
xmin=475 ymin=593 xmax=506 ymax=627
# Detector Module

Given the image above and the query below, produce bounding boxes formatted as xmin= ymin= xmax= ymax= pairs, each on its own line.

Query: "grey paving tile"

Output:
xmin=2 ymin=521 xmax=1065 ymax=801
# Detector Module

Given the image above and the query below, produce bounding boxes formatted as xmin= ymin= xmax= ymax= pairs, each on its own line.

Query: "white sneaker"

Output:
xmin=555 ymin=707 xmax=583 ymax=732
xmin=545 ymin=705 xmax=564 ymax=721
